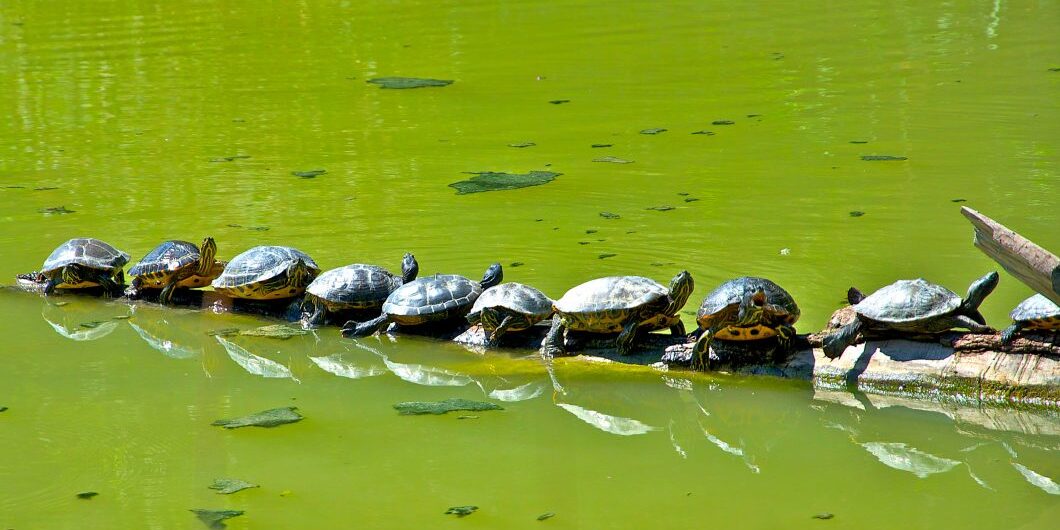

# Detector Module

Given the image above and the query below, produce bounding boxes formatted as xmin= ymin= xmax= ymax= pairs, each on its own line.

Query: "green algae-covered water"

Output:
xmin=1 ymin=1 xmax=1058 ymax=528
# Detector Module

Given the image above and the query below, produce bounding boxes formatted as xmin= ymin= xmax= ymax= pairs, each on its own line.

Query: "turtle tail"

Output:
xmin=960 ymin=271 xmax=999 ymax=315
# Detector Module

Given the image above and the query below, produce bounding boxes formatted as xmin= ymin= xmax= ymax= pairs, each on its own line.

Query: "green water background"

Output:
xmin=1 ymin=1 xmax=1058 ymax=528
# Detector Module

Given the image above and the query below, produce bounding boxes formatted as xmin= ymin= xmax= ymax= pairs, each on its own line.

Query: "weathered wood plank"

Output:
xmin=960 ymin=206 xmax=1060 ymax=305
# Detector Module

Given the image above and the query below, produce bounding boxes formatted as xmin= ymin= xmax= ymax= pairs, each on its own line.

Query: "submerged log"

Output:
xmin=961 ymin=206 xmax=1060 ymax=304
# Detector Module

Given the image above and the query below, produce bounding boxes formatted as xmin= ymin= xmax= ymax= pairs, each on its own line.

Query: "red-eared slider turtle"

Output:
xmin=126 ymin=237 xmax=224 ymax=304
xmin=540 ymin=271 xmax=694 ymax=356
xmin=1000 ymin=293 xmax=1060 ymax=345
xmin=466 ymin=282 xmax=554 ymax=346
xmin=822 ymin=271 xmax=999 ymax=358
xmin=341 ymin=263 xmax=503 ymax=337
xmin=211 ymin=246 xmax=320 ymax=300
xmin=39 ymin=238 xmax=130 ymax=295
xmin=301 ymin=253 xmax=419 ymax=326
xmin=692 ymin=277 xmax=800 ymax=366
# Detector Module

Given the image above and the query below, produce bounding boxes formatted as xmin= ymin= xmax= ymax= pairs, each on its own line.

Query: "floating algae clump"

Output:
xmin=449 ymin=171 xmax=561 ymax=194
xmin=394 ymin=398 xmax=503 ymax=415
xmin=211 ymin=407 xmax=303 ymax=429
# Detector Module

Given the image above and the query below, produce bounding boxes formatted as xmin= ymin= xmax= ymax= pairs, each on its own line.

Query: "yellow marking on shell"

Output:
xmin=719 ymin=325 xmax=777 ymax=341
xmin=58 ymin=280 xmax=102 ymax=289
xmin=1027 ymin=319 xmax=1060 ymax=330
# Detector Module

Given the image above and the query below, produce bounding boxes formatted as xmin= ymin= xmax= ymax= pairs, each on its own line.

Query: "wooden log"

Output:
xmin=960 ymin=206 xmax=1060 ymax=304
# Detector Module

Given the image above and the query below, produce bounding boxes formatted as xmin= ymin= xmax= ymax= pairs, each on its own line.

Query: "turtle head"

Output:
xmin=287 ymin=259 xmax=312 ymax=287
xmin=961 ymin=271 xmax=999 ymax=313
xmin=480 ymin=263 xmax=503 ymax=290
xmin=664 ymin=270 xmax=694 ymax=315
xmin=197 ymin=237 xmax=217 ymax=276
xmin=401 ymin=253 xmax=419 ymax=283
xmin=847 ymin=287 xmax=865 ymax=305
xmin=737 ymin=289 xmax=767 ymax=326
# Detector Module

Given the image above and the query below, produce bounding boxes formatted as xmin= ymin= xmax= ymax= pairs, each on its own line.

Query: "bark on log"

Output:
xmin=961 ymin=206 xmax=1060 ymax=304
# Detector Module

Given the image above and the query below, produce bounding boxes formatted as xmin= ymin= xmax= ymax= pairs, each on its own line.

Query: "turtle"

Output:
xmin=692 ymin=277 xmax=801 ymax=366
xmin=341 ymin=263 xmax=503 ymax=337
xmin=211 ymin=246 xmax=320 ymax=300
xmin=300 ymin=253 xmax=419 ymax=326
xmin=822 ymin=271 xmax=999 ymax=358
xmin=540 ymin=271 xmax=694 ymax=356
xmin=39 ymin=238 xmax=130 ymax=295
xmin=466 ymin=282 xmax=554 ymax=346
xmin=1000 ymin=293 xmax=1060 ymax=345
xmin=126 ymin=237 xmax=224 ymax=304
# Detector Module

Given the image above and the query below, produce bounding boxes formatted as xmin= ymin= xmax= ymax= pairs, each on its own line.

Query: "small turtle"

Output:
xmin=126 ymin=237 xmax=224 ymax=304
xmin=822 ymin=271 xmax=999 ymax=358
xmin=211 ymin=246 xmax=320 ymax=300
xmin=39 ymin=238 xmax=130 ymax=295
xmin=540 ymin=271 xmax=694 ymax=356
xmin=342 ymin=263 xmax=503 ymax=337
xmin=466 ymin=282 xmax=554 ymax=346
xmin=692 ymin=277 xmax=800 ymax=366
xmin=301 ymin=253 xmax=419 ymax=326
xmin=1000 ymin=294 xmax=1060 ymax=344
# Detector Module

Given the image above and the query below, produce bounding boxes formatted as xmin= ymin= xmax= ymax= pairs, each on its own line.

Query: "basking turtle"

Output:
xmin=692 ymin=277 xmax=800 ymax=365
xmin=342 ymin=263 xmax=503 ymax=337
xmin=39 ymin=238 xmax=130 ymax=295
xmin=211 ymin=246 xmax=320 ymax=300
xmin=822 ymin=271 xmax=999 ymax=358
xmin=126 ymin=237 xmax=224 ymax=304
xmin=1000 ymin=294 xmax=1060 ymax=345
xmin=301 ymin=253 xmax=419 ymax=326
xmin=540 ymin=271 xmax=694 ymax=356
xmin=466 ymin=282 xmax=554 ymax=346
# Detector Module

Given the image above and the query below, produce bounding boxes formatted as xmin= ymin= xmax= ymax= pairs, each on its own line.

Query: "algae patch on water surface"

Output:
xmin=394 ymin=398 xmax=503 ymax=415
xmin=449 ymin=171 xmax=561 ymax=194
xmin=367 ymin=77 xmax=453 ymax=89
xmin=211 ymin=406 xmax=303 ymax=429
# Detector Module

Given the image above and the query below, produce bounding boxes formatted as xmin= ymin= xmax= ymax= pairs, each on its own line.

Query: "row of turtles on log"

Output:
xmin=20 ymin=237 xmax=1060 ymax=366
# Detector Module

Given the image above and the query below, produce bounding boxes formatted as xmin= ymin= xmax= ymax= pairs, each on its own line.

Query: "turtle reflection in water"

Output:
xmin=540 ymin=272 xmax=694 ymax=356
xmin=822 ymin=272 xmax=998 ymax=358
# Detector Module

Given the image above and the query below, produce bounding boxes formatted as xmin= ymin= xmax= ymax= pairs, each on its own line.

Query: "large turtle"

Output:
xmin=540 ymin=271 xmax=694 ymax=356
xmin=211 ymin=246 xmax=320 ymax=300
xmin=466 ymin=282 xmax=554 ymax=346
xmin=301 ymin=253 xmax=419 ymax=326
xmin=692 ymin=277 xmax=800 ymax=366
xmin=39 ymin=238 xmax=130 ymax=295
xmin=342 ymin=263 xmax=503 ymax=337
xmin=1000 ymin=294 xmax=1060 ymax=345
xmin=126 ymin=237 xmax=225 ymax=304
xmin=822 ymin=271 xmax=999 ymax=358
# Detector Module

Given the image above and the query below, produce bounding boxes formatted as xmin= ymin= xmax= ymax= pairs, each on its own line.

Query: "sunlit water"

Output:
xmin=1 ymin=0 xmax=1058 ymax=528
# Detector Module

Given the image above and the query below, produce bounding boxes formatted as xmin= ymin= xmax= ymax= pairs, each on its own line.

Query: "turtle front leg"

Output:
xmin=669 ymin=319 xmax=686 ymax=336
xmin=95 ymin=271 xmax=121 ymax=298
xmin=539 ymin=315 xmax=566 ymax=357
xmin=999 ymin=322 xmax=1024 ymax=345
xmin=487 ymin=314 xmax=516 ymax=347
xmin=773 ymin=324 xmax=797 ymax=364
xmin=42 ymin=276 xmax=60 ymax=295
xmin=125 ymin=277 xmax=144 ymax=299
xmin=692 ymin=326 xmax=718 ymax=370
xmin=301 ymin=297 xmax=326 ymax=327
xmin=616 ymin=319 xmax=643 ymax=355
xmin=159 ymin=277 xmax=179 ymax=305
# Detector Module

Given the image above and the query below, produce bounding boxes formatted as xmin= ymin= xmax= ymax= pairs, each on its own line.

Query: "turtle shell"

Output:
xmin=306 ymin=264 xmax=402 ymax=308
xmin=697 ymin=277 xmax=800 ymax=325
xmin=854 ymin=279 xmax=961 ymax=323
xmin=383 ymin=274 xmax=482 ymax=318
xmin=553 ymin=276 xmax=668 ymax=331
xmin=1010 ymin=294 xmax=1060 ymax=323
xmin=212 ymin=246 xmax=320 ymax=289
xmin=42 ymin=238 xmax=130 ymax=273
xmin=128 ymin=240 xmax=200 ymax=280
xmin=469 ymin=282 xmax=554 ymax=320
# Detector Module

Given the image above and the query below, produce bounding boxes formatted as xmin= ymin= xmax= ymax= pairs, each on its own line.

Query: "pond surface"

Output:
xmin=1 ymin=0 xmax=1058 ymax=528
